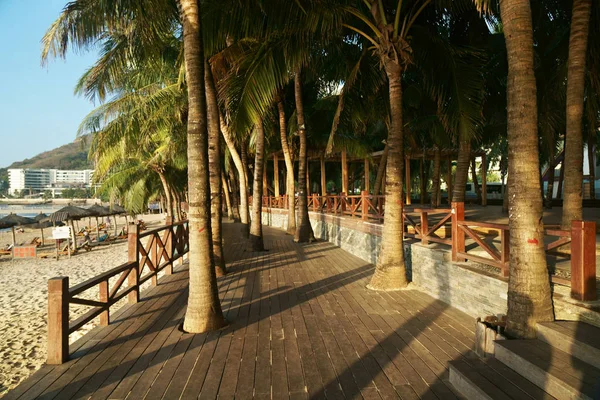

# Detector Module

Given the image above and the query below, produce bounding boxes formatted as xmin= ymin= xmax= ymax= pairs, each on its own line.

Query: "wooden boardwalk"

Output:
xmin=6 ymin=222 xmax=477 ymax=399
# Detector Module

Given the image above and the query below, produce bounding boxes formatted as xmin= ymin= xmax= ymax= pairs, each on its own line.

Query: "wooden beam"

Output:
xmin=364 ymin=158 xmax=370 ymax=193
xmin=405 ymin=159 xmax=411 ymax=205
xmin=571 ymin=220 xmax=597 ymax=301
xmin=481 ymin=154 xmax=487 ymax=206
xmin=320 ymin=156 xmax=326 ymax=196
xmin=419 ymin=159 xmax=425 ymax=204
xmin=273 ymin=154 xmax=280 ymax=197
xmin=47 ymin=277 xmax=69 ymax=364
xmin=341 ymin=149 xmax=348 ymax=194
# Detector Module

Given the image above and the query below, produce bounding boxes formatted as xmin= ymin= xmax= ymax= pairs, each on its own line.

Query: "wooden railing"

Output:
xmin=261 ymin=196 xmax=597 ymax=301
xmin=47 ymin=218 xmax=189 ymax=364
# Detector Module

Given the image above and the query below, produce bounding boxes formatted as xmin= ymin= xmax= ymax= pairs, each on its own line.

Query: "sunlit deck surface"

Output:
xmin=7 ymin=222 xmax=477 ymax=400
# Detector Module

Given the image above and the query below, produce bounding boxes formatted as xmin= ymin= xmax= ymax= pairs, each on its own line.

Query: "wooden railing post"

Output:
xmin=312 ymin=194 xmax=318 ymax=212
xmin=150 ymin=233 xmax=158 ymax=286
xmin=361 ymin=191 xmax=368 ymax=221
xmin=451 ymin=202 xmax=465 ymax=262
xmin=341 ymin=192 xmax=347 ymax=212
xmin=500 ymin=229 xmax=510 ymax=277
xmin=47 ymin=276 xmax=69 ymax=364
xmin=570 ymin=220 xmax=597 ymax=301
xmin=165 ymin=216 xmax=173 ymax=275
xmin=128 ymin=223 xmax=140 ymax=304
xmin=99 ymin=280 xmax=109 ymax=326
xmin=421 ymin=211 xmax=429 ymax=245
xmin=334 ymin=196 xmax=338 ymax=215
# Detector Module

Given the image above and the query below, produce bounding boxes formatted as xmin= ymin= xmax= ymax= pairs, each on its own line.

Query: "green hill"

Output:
xmin=0 ymin=137 xmax=93 ymax=195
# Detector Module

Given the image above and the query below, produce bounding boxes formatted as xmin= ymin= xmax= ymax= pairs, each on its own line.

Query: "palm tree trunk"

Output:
xmin=227 ymin=166 xmax=241 ymax=221
xmin=431 ymin=146 xmax=441 ymax=207
xmin=205 ymin=60 xmax=226 ymax=276
xmin=293 ymin=68 xmax=314 ymax=243
xmin=277 ymin=99 xmax=297 ymax=234
xmin=373 ymin=142 xmax=389 ymax=206
xmin=241 ymin=142 xmax=250 ymax=191
xmin=157 ymin=170 xmax=173 ymax=218
xmin=222 ymin=171 xmax=234 ymax=220
xmin=544 ymin=147 xmax=556 ymax=208
xmin=500 ymin=0 xmax=554 ymax=338
xmin=452 ymin=139 xmax=471 ymax=202
xmin=368 ymin=61 xmax=408 ymax=290
xmin=250 ymin=120 xmax=266 ymax=251
xmin=562 ymin=0 xmax=592 ymax=229
xmin=220 ymin=117 xmax=250 ymax=235
xmin=179 ymin=0 xmax=225 ymax=333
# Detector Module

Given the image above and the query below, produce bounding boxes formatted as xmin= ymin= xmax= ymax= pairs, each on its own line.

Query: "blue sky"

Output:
xmin=0 ymin=1 xmax=99 ymax=168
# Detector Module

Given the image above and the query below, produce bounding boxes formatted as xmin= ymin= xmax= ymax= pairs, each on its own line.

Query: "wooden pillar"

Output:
xmin=127 ymin=223 xmax=140 ymax=304
xmin=405 ymin=158 xmax=412 ymax=205
xmin=571 ymin=220 xmax=597 ymax=301
xmin=320 ymin=157 xmax=326 ymax=196
xmin=341 ymin=149 xmax=348 ymax=194
xmin=447 ymin=158 xmax=453 ymax=203
xmin=419 ymin=159 xmax=425 ymax=204
xmin=47 ymin=277 xmax=69 ymax=364
xmin=99 ymin=280 xmax=109 ymax=326
xmin=451 ymin=202 xmax=465 ymax=262
xmin=481 ymin=154 xmax=487 ymax=206
xmin=263 ymin=161 xmax=268 ymax=196
xmin=364 ymin=158 xmax=370 ymax=193
xmin=273 ymin=154 xmax=280 ymax=197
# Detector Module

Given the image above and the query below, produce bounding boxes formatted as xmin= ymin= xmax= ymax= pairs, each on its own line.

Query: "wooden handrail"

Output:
xmin=47 ymin=218 xmax=189 ymax=364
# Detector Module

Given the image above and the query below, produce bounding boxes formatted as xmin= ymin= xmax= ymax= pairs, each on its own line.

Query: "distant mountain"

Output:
xmin=5 ymin=136 xmax=93 ymax=170
xmin=0 ymin=137 xmax=93 ymax=194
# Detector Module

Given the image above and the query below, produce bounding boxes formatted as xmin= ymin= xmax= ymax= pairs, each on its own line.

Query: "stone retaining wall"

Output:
xmin=260 ymin=208 xmax=508 ymax=318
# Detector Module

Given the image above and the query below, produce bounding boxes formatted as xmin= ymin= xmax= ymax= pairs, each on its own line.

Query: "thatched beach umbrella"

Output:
xmin=49 ymin=205 xmax=92 ymax=250
xmin=0 ymin=213 xmax=36 ymax=249
xmin=87 ymin=204 xmax=112 ymax=240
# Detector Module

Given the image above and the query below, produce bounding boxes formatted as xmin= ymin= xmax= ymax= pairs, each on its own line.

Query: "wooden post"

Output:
xmin=570 ymin=220 xmax=597 ymax=301
xmin=99 ymin=280 xmax=109 ymax=326
xmin=405 ymin=159 xmax=412 ymax=205
xmin=447 ymin=158 xmax=453 ymax=203
xmin=47 ymin=277 xmax=69 ymax=364
xmin=500 ymin=229 xmax=510 ymax=277
xmin=451 ymin=202 xmax=465 ymax=262
xmin=481 ymin=154 xmax=487 ymax=206
xmin=320 ymin=157 xmax=326 ymax=196
xmin=361 ymin=190 xmax=368 ymax=220
xmin=263 ymin=162 xmax=268 ymax=196
xmin=273 ymin=154 xmax=280 ymax=197
xmin=128 ymin=224 xmax=140 ymax=304
xmin=312 ymin=193 xmax=317 ymax=212
xmin=364 ymin=159 xmax=370 ymax=193
xmin=150 ymin=235 xmax=158 ymax=286
xmin=341 ymin=149 xmax=348 ymax=194
xmin=420 ymin=211 xmax=429 ymax=245
xmin=165 ymin=216 xmax=173 ymax=275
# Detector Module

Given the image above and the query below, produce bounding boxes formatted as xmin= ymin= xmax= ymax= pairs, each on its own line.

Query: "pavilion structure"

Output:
xmin=265 ymin=148 xmax=490 ymax=206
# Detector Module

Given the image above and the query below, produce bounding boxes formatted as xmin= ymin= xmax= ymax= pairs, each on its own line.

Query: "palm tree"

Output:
xmin=293 ymin=68 xmax=315 ymax=243
xmin=499 ymin=0 xmax=554 ymax=338
xmin=276 ymin=95 xmax=297 ymax=234
xmin=205 ymin=61 xmax=227 ymax=276
xmin=179 ymin=0 xmax=225 ymax=333
xmin=562 ymin=0 xmax=592 ymax=229
xmin=250 ymin=120 xmax=267 ymax=250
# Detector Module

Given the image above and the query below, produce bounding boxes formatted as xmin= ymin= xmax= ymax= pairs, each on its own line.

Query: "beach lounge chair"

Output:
xmin=30 ymin=237 xmax=42 ymax=247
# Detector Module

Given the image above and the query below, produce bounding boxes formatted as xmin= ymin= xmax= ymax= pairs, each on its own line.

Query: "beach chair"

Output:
xmin=30 ymin=237 xmax=42 ymax=247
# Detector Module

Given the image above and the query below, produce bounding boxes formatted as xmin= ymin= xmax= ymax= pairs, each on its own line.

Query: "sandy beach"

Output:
xmin=0 ymin=213 xmax=167 ymax=396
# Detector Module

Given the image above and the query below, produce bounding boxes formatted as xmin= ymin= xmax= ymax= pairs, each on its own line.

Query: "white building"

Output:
xmin=8 ymin=168 xmax=95 ymax=197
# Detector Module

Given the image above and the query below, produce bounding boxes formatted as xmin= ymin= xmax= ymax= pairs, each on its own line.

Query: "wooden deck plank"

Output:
xmin=7 ymin=222 xmax=485 ymax=400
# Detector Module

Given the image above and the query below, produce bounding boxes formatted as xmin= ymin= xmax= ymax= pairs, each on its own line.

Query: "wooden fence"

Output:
xmin=47 ymin=218 xmax=189 ymax=364
xmin=261 ymin=195 xmax=597 ymax=302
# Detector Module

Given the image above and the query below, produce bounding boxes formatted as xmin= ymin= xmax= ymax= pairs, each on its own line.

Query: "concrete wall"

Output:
xmin=260 ymin=208 xmax=508 ymax=318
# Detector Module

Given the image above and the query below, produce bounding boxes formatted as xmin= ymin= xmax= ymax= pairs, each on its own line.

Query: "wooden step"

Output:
xmin=495 ymin=339 xmax=600 ymax=400
xmin=449 ymin=358 xmax=556 ymax=400
xmin=537 ymin=321 xmax=600 ymax=369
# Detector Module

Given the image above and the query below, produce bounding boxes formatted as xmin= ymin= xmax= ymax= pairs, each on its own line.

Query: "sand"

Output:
xmin=0 ymin=213 xmax=167 ymax=396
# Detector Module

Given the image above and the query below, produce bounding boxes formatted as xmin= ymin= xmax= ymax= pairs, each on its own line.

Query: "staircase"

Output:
xmin=449 ymin=321 xmax=600 ymax=399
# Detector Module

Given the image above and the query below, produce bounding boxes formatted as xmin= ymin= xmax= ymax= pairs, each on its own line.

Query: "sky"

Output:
xmin=0 ymin=1 xmax=99 ymax=168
